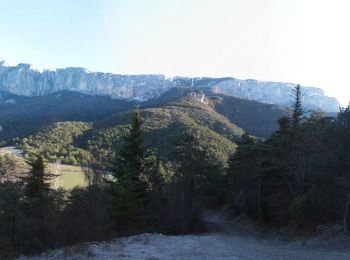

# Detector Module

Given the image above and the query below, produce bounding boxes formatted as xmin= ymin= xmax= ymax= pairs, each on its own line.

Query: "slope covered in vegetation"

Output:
xmin=19 ymin=94 xmax=244 ymax=168
xmin=143 ymin=87 xmax=288 ymax=138
xmin=21 ymin=122 xmax=92 ymax=165
xmin=0 ymin=90 xmax=133 ymax=140
xmin=209 ymin=94 xmax=287 ymax=138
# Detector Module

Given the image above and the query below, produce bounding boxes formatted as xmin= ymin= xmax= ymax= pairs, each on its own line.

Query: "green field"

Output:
xmin=0 ymin=146 xmax=88 ymax=190
xmin=55 ymin=165 xmax=87 ymax=190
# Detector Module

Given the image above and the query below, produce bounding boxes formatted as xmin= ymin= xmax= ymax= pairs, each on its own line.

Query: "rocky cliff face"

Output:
xmin=0 ymin=61 xmax=173 ymax=101
xmin=0 ymin=61 xmax=340 ymax=111
xmin=215 ymin=79 xmax=340 ymax=112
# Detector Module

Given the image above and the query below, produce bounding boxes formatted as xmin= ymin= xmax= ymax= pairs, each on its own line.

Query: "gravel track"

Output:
xmin=23 ymin=215 xmax=350 ymax=259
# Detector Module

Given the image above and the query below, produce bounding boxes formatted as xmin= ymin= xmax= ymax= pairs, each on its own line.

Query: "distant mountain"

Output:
xmin=0 ymin=61 xmax=340 ymax=112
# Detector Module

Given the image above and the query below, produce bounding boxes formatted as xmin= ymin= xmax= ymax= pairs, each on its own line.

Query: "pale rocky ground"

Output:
xmin=21 ymin=214 xmax=350 ymax=260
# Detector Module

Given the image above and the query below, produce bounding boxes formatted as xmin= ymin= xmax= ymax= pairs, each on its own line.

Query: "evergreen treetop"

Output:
xmin=24 ymin=156 xmax=51 ymax=203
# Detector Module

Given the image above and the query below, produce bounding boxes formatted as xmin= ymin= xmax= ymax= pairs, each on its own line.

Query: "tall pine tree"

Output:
xmin=109 ymin=107 xmax=150 ymax=231
xmin=292 ymin=84 xmax=303 ymax=129
xmin=21 ymin=156 xmax=55 ymax=254
xmin=24 ymin=156 xmax=51 ymax=202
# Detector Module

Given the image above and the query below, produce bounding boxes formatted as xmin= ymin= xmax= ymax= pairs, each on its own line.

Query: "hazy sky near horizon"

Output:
xmin=0 ymin=0 xmax=349 ymax=105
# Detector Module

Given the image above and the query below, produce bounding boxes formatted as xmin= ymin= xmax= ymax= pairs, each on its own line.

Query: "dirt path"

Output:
xmin=24 ymin=214 xmax=350 ymax=259
xmin=202 ymin=213 xmax=350 ymax=260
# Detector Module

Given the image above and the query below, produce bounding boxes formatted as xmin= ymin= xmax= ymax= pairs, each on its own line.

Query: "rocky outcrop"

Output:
xmin=0 ymin=61 xmax=340 ymax=111
xmin=186 ymin=89 xmax=209 ymax=104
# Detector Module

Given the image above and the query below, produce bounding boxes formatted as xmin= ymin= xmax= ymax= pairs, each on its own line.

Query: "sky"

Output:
xmin=0 ymin=0 xmax=349 ymax=105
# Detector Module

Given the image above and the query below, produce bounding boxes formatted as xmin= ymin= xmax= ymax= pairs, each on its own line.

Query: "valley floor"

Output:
xmin=22 ymin=215 xmax=350 ymax=260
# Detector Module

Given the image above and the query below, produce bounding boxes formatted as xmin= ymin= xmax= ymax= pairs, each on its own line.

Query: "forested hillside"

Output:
xmin=0 ymin=88 xmax=288 ymax=145
xmin=209 ymin=94 xmax=287 ymax=137
xmin=142 ymin=87 xmax=288 ymax=137
xmin=0 ymin=90 xmax=133 ymax=140
xmin=20 ymin=92 xmax=244 ymax=168
xmin=21 ymin=122 xmax=92 ymax=165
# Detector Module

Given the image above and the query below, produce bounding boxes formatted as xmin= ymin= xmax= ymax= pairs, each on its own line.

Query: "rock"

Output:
xmin=0 ymin=62 xmax=340 ymax=112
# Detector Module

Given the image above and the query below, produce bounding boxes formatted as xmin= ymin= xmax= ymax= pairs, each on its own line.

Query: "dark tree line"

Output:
xmin=227 ymin=85 xmax=350 ymax=231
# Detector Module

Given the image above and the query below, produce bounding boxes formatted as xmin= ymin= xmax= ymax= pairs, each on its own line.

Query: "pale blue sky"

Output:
xmin=0 ymin=0 xmax=349 ymax=105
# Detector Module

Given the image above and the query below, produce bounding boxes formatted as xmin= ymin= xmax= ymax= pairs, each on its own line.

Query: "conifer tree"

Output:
xmin=292 ymin=84 xmax=303 ymax=129
xmin=110 ymin=107 xmax=150 ymax=231
xmin=24 ymin=156 xmax=51 ymax=202
xmin=21 ymin=156 xmax=55 ymax=254
xmin=170 ymin=132 xmax=223 ymax=232
xmin=144 ymin=155 xmax=168 ymax=229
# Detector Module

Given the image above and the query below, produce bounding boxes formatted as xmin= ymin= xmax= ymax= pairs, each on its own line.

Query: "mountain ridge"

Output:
xmin=0 ymin=61 xmax=340 ymax=112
